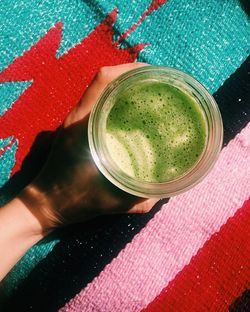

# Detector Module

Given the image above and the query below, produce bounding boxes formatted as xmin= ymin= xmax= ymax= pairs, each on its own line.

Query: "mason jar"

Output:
xmin=88 ymin=66 xmax=223 ymax=198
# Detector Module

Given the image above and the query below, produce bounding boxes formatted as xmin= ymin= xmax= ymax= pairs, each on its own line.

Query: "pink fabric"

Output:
xmin=61 ymin=123 xmax=250 ymax=312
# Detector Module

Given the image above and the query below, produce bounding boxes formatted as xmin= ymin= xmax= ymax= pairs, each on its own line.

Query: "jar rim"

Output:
xmin=88 ymin=66 xmax=223 ymax=198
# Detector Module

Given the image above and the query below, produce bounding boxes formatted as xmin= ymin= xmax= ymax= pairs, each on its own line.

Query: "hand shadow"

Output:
xmin=0 ymin=129 xmax=57 ymax=202
xmin=239 ymin=0 xmax=250 ymax=17
xmin=1 ymin=123 xmax=168 ymax=312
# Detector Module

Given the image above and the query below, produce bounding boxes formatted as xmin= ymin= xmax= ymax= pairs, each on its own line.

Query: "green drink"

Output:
xmin=88 ymin=66 xmax=223 ymax=197
xmin=106 ymin=81 xmax=206 ymax=183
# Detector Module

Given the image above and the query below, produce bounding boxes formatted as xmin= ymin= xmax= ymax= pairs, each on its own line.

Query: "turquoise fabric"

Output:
xmin=0 ymin=82 xmax=31 ymax=115
xmin=0 ymin=138 xmax=18 ymax=194
xmin=3 ymin=236 xmax=59 ymax=297
xmin=1 ymin=0 xmax=249 ymax=294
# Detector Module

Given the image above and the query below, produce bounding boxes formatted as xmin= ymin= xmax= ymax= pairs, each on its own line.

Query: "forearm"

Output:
xmin=0 ymin=197 xmax=45 ymax=281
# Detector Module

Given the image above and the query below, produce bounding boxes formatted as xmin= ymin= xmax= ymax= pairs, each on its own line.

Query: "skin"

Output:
xmin=0 ymin=63 xmax=157 ymax=281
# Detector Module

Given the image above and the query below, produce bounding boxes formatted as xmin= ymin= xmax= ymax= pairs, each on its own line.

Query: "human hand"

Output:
xmin=19 ymin=63 xmax=158 ymax=233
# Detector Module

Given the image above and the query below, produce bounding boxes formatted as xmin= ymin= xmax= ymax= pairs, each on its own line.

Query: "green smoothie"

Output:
xmin=105 ymin=81 xmax=207 ymax=183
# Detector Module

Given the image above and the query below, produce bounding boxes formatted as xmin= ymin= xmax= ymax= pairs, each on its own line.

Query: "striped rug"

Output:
xmin=0 ymin=0 xmax=250 ymax=311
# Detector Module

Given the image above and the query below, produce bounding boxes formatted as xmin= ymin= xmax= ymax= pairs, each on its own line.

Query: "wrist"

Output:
xmin=0 ymin=198 xmax=45 ymax=280
xmin=18 ymin=184 xmax=61 ymax=234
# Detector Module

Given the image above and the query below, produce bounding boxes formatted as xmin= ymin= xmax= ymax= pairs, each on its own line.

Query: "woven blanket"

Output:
xmin=0 ymin=0 xmax=250 ymax=311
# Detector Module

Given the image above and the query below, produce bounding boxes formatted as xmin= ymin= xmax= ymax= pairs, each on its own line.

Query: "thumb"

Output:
xmin=64 ymin=63 xmax=148 ymax=127
xmin=127 ymin=198 xmax=159 ymax=214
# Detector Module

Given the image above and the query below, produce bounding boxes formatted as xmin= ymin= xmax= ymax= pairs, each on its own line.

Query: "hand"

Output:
xmin=19 ymin=63 xmax=158 ymax=233
xmin=0 ymin=63 xmax=158 ymax=281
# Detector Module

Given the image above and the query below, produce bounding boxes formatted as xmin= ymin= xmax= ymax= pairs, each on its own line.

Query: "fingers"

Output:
xmin=64 ymin=62 xmax=149 ymax=127
xmin=94 ymin=62 xmax=149 ymax=86
xmin=127 ymin=198 xmax=159 ymax=214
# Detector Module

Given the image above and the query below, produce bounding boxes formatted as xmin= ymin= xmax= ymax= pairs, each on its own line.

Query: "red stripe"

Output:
xmin=143 ymin=198 xmax=250 ymax=312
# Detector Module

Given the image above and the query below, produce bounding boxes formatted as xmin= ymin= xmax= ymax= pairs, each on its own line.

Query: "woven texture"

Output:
xmin=143 ymin=197 xmax=250 ymax=312
xmin=61 ymin=123 xmax=250 ymax=312
xmin=0 ymin=0 xmax=250 ymax=311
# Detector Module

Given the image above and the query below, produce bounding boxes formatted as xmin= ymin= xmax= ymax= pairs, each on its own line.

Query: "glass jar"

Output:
xmin=88 ymin=66 xmax=223 ymax=198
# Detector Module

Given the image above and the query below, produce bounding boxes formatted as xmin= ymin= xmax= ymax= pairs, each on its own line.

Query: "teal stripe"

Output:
xmin=0 ymin=0 xmax=108 ymax=70
xmin=100 ymin=0 xmax=250 ymax=93
xmin=2 ymin=235 xmax=60 ymax=296
xmin=0 ymin=81 xmax=32 ymax=116
xmin=0 ymin=138 xmax=17 ymax=190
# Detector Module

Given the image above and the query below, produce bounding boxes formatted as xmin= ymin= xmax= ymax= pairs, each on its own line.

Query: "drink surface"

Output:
xmin=105 ymin=80 xmax=207 ymax=183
